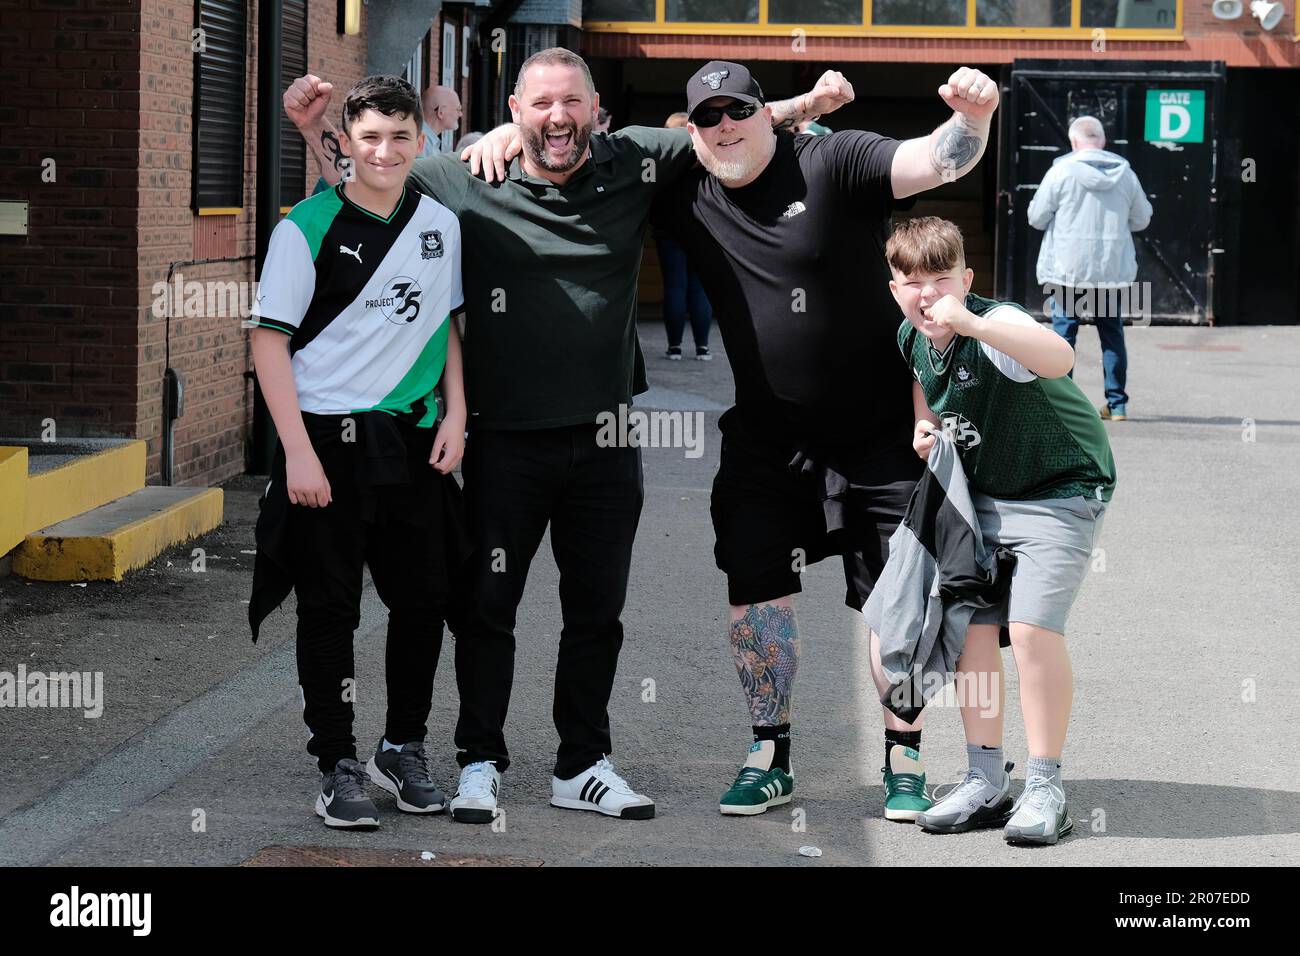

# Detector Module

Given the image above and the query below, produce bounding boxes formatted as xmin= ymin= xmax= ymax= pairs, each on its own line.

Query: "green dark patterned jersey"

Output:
xmin=898 ymin=293 xmax=1116 ymax=502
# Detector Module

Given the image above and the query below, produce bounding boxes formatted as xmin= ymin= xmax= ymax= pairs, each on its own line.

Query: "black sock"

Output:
xmin=884 ymin=729 xmax=922 ymax=772
xmin=753 ymin=724 xmax=791 ymax=772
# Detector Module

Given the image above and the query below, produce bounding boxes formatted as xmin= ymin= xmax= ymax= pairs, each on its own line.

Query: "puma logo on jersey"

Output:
xmin=339 ymin=243 xmax=363 ymax=263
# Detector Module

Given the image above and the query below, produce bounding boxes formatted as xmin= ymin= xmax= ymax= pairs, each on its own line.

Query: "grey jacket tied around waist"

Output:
xmin=862 ymin=432 xmax=1016 ymax=724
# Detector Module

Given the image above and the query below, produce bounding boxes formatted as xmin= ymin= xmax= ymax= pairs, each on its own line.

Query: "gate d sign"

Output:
xmin=1144 ymin=89 xmax=1205 ymax=144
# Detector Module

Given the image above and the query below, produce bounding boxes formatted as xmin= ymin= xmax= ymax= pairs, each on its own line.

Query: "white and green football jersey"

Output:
xmin=246 ymin=183 xmax=462 ymax=428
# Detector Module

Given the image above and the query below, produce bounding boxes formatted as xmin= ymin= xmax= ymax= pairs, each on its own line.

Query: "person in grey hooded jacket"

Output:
xmin=1027 ymin=116 xmax=1153 ymax=421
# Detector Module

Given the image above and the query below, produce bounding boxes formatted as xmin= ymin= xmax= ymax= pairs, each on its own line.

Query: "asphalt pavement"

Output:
xmin=1 ymin=320 xmax=1297 ymax=867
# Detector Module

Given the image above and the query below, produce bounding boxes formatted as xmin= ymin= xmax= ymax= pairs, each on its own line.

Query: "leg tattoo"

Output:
xmin=730 ymin=603 xmax=800 ymax=725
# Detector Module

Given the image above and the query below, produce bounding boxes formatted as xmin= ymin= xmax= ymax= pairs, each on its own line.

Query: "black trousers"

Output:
xmin=452 ymin=423 xmax=643 ymax=779
xmin=289 ymin=420 xmax=452 ymax=774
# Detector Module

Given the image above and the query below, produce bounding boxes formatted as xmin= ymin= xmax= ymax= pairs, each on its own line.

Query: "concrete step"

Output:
xmin=0 ymin=438 xmax=147 ymax=535
xmin=13 ymin=486 xmax=224 ymax=582
xmin=0 ymin=446 xmax=27 ymax=555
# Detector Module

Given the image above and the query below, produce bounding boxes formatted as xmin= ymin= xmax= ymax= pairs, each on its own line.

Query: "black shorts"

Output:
xmin=710 ymin=410 xmax=922 ymax=610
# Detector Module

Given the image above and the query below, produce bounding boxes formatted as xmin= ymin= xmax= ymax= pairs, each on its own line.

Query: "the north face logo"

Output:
xmin=700 ymin=70 xmax=730 ymax=90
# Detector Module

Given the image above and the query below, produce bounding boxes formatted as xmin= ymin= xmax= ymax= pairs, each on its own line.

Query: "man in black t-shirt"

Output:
xmin=655 ymin=61 xmax=1002 ymax=820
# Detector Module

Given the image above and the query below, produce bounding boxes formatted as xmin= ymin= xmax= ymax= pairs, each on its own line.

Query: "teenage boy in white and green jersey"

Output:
xmin=874 ymin=216 xmax=1115 ymax=846
xmin=246 ymin=76 xmax=466 ymax=830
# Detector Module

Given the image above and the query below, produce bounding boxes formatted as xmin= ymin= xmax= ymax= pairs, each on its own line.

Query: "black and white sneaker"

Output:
xmin=449 ymin=760 xmax=500 ymax=824
xmin=551 ymin=756 xmax=655 ymax=820
xmin=316 ymin=757 xmax=380 ymax=829
xmin=367 ymin=741 xmax=446 ymax=814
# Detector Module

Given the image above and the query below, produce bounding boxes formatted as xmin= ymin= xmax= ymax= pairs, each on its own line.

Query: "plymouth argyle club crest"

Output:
xmin=420 ymin=229 xmax=444 ymax=260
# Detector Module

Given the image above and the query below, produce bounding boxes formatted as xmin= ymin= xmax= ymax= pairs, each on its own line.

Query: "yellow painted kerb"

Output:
xmin=15 ymin=487 xmax=224 ymax=582
xmin=24 ymin=440 xmax=147 ymax=535
xmin=0 ymin=446 xmax=29 ymax=556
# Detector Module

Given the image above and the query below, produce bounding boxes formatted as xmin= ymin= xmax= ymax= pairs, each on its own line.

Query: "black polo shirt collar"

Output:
xmin=506 ymin=132 xmax=614 ymax=187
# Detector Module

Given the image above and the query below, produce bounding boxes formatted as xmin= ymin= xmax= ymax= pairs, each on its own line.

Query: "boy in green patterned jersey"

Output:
xmin=874 ymin=216 xmax=1115 ymax=846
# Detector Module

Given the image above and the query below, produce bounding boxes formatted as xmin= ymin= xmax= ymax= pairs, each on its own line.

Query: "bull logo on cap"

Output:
xmin=700 ymin=70 xmax=730 ymax=90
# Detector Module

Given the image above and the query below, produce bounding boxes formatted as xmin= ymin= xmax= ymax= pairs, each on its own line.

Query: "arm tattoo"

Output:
xmin=320 ymin=130 xmax=353 ymax=182
xmin=730 ymin=603 xmax=801 ymax=726
xmin=321 ymin=130 xmax=344 ymax=170
xmin=930 ymin=116 xmax=985 ymax=180
xmin=769 ymin=94 xmax=811 ymax=133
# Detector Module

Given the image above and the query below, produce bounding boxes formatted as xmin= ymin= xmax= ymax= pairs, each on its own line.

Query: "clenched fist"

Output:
xmin=805 ymin=70 xmax=854 ymax=118
xmin=938 ymin=67 xmax=998 ymax=123
xmin=283 ymin=73 xmax=334 ymax=130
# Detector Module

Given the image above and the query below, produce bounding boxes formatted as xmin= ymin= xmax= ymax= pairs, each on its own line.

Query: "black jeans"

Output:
xmin=290 ymin=421 xmax=451 ymax=774
xmin=452 ymin=423 xmax=643 ymax=779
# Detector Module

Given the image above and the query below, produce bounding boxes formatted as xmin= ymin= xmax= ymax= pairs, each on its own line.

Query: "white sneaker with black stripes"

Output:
xmin=551 ymin=756 xmax=655 ymax=820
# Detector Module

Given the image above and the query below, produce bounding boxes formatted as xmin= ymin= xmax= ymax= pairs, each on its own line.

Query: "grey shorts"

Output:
xmin=969 ymin=492 xmax=1108 ymax=636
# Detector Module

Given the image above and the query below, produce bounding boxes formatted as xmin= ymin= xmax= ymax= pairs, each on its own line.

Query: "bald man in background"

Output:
xmin=420 ymin=85 xmax=464 ymax=156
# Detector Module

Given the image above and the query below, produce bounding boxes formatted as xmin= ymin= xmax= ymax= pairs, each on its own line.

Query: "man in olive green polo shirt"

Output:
xmin=282 ymin=49 xmax=845 ymax=825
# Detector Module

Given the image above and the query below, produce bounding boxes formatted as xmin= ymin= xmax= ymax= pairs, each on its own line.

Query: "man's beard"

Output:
xmin=697 ymin=135 xmax=774 ymax=186
xmin=522 ymin=119 xmax=591 ymax=173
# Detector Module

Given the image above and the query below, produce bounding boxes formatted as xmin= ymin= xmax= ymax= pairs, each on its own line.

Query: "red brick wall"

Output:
xmin=0 ymin=0 xmax=368 ymax=486
xmin=0 ymin=0 xmax=142 ymax=442
xmin=583 ymin=11 xmax=1300 ymax=67
xmin=138 ymin=0 xmax=203 ymax=484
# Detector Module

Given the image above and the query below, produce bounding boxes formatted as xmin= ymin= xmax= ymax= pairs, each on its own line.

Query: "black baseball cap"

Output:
xmin=686 ymin=60 xmax=764 ymax=122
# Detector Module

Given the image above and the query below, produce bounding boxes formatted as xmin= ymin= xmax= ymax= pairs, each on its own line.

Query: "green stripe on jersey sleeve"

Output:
xmin=355 ymin=318 xmax=451 ymax=427
xmin=247 ymin=317 xmax=297 ymax=335
xmin=285 ymin=186 xmax=344 ymax=260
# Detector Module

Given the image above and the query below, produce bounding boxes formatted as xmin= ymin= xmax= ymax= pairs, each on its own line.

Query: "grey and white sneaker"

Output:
xmin=449 ymin=760 xmax=500 ymax=824
xmin=316 ymin=757 xmax=380 ymax=829
xmin=916 ymin=762 xmax=1014 ymax=834
xmin=367 ymin=741 xmax=446 ymax=814
xmin=551 ymin=756 xmax=655 ymax=820
xmin=1004 ymin=775 xmax=1073 ymax=846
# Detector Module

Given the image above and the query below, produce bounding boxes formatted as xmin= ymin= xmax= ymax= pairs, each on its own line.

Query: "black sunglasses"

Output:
xmin=691 ymin=101 xmax=761 ymax=128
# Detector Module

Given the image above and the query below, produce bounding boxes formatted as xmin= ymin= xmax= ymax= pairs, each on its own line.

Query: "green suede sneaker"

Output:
xmin=882 ymin=745 xmax=932 ymax=822
xmin=719 ymin=741 xmax=794 ymax=816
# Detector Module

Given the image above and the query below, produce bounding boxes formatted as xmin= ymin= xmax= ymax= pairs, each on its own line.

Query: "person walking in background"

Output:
xmin=655 ymin=111 xmax=714 ymax=361
xmin=594 ymin=107 xmax=612 ymax=134
xmin=1028 ymin=115 xmax=1152 ymax=422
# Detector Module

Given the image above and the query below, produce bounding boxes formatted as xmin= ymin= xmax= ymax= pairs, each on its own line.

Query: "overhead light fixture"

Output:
xmin=338 ymin=0 xmax=361 ymax=36
xmin=1210 ymin=0 xmax=1243 ymax=18
xmin=1250 ymin=0 xmax=1284 ymax=29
